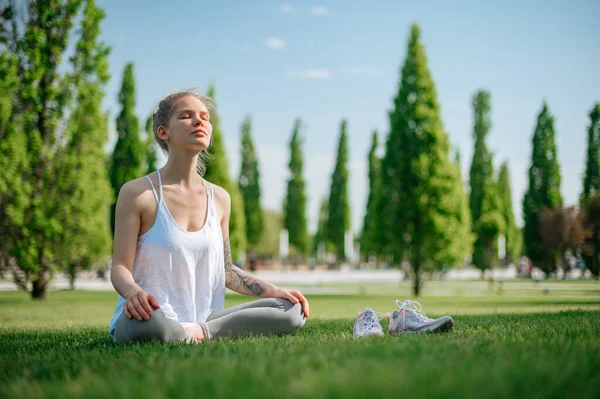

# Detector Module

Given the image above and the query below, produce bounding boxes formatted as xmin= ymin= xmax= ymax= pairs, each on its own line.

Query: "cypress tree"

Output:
xmin=0 ymin=32 xmax=26 ymax=278
xmin=108 ymin=63 xmax=145 ymax=236
xmin=283 ymin=119 xmax=309 ymax=255
xmin=469 ymin=90 xmax=504 ymax=271
xmin=497 ymin=162 xmax=521 ymax=265
xmin=238 ymin=116 xmax=263 ymax=248
xmin=580 ymin=194 xmax=600 ymax=278
xmin=473 ymin=171 xmax=505 ymax=271
xmin=312 ymin=198 xmax=329 ymax=257
xmin=144 ymin=114 xmax=158 ymax=175
xmin=326 ymin=119 xmax=351 ymax=262
xmin=580 ymin=104 xmax=600 ymax=278
xmin=469 ymin=91 xmax=493 ymax=224
xmin=203 ymin=85 xmax=246 ymax=261
xmin=254 ymin=209 xmax=282 ymax=259
xmin=55 ymin=0 xmax=113 ymax=289
xmin=361 ymin=130 xmax=381 ymax=260
xmin=0 ymin=0 xmax=82 ymax=298
xmin=455 ymin=148 xmax=473 ymax=269
xmin=581 ymin=103 xmax=600 ymax=203
xmin=523 ymin=102 xmax=563 ymax=276
xmin=381 ymin=24 xmax=473 ymax=294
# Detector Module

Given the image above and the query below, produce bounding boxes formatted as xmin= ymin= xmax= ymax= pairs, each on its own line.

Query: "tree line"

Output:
xmin=0 ymin=2 xmax=598 ymax=298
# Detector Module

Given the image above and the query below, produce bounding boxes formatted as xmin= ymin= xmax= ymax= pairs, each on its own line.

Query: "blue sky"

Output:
xmin=96 ymin=0 xmax=599 ymax=233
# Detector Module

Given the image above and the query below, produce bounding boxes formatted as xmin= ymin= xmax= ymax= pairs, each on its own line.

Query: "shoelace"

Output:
xmin=396 ymin=300 xmax=428 ymax=330
xmin=363 ymin=309 xmax=384 ymax=332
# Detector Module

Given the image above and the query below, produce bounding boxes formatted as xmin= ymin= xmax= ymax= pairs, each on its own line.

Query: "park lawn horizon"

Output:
xmin=0 ymin=287 xmax=600 ymax=329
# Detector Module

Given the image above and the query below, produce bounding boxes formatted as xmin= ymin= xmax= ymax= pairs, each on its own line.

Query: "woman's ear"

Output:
xmin=157 ymin=125 xmax=168 ymax=141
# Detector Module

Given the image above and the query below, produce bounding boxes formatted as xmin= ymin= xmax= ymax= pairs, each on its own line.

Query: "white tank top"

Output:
xmin=109 ymin=170 xmax=225 ymax=335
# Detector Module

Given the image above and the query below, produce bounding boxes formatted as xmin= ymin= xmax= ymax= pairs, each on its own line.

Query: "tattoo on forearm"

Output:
xmin=223 ymin=238 xmax=267 ymax=296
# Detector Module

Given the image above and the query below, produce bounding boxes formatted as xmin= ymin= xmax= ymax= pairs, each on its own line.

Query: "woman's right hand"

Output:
xmin=124 ymin=289 xmax=160 ymax=321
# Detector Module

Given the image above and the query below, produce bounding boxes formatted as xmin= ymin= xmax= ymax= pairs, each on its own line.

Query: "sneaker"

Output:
xmin=388 ymin=300 xmax=454 ymax=334
xmin=354 ymin=308 xmax=385 ymax=337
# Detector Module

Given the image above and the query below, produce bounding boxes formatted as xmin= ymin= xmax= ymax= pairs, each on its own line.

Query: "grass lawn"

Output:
xmin=1 ymin=285 xmax=599 ymax=398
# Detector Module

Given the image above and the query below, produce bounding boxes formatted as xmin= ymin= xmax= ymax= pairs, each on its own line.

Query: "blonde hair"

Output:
xmin=152 ymin=87 xmax=214 ymax=176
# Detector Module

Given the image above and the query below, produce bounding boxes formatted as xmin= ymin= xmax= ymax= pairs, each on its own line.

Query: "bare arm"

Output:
xmin=110 ymin=182 xmax=144 ymax=299
xmin=110 ymin=180 xmax=160 ymax=321
xmin=215 ymin=184 xmax=309 ymax=317
xmin=223 ymin=238 xmax=275 ymax=296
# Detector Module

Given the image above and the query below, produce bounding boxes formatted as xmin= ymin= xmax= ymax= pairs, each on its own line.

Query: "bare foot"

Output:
xmin=184 ymin=325 xmax=205 ymax=343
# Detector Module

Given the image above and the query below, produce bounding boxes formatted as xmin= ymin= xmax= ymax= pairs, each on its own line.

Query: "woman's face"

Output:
xmin=160 ymin=95 xmax=212 ymax=153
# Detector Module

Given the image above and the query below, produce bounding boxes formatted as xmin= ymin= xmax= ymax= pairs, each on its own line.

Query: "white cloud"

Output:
xmin=280 ymin=3 xmax=294 ymax=13
xmin=264 ymin=37 xmax=286 ymax=50
xmin=287 ymin=68 xmax=332 ymax=79
xmin=310 ymin=6 xmax=329 ymax=16
xmin=349 ymin=67 xmax=377 ymax=76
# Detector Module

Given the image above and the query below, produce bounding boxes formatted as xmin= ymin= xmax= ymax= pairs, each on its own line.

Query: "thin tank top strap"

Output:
xmin=145 ymin=175 xmax=159 ymax=204
xmin=201 ymin=177 xmax=214 ymax=201
xmin=156 ymin=169 xmax=164 ymax=200
xmin=206 ymin=180 xmax=220 ymax=222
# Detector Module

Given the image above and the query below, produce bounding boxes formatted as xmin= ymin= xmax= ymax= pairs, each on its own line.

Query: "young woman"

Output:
xmin=108 ymin=89 xmax=308 ymax=344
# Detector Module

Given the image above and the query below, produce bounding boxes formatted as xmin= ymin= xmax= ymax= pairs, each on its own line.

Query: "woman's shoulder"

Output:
xmin=117 ymin=175 xmax=157 ymax=206
xmin=202 ymin=179 xmax=231 ymax=217
xmin=203 ymin=180 xmax=230 ymax=202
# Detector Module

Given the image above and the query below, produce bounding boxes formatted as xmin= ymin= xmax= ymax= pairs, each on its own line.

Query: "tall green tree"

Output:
xmin=0 ymin=0 xmax=84 ymax=298
xmin=108 ymin=63 xmax=144 ymax=236
xmin=497 ymin=162 xmax=521 ymax=265
xmin=361 ymin=130 xmax=380 ymax=260
xmin=523 ymin=102 xmax=563 ymax=276
xmin=454 ymin=148 xmax=462 ymax=166
xmin=238 ymin=116 xmax=263 ymax=249
xmin=380 ymin=24 xmax=473 ymax=295
xmin=144 ymin=114 xmax=158 ymax=175
xmin=455 ymin=148 xmax=473 ymax=268
xmin=579 ymin=193 xmax=600 ymax=278
xmin=326 ymin=119 xmax=351 ymax=262
xmin=0 ymin=21 xmax=25 ymax=278
xmin=254 ymin=209 xmax=282 ymax=259
xmin=469 ymin=91 xmax=493 ymax=223
xmin=312 ymin=198 xmax=329 ymax=257
xmin=474 ymin=171 xmax=505 ymax=271
xmin=283 ymin=119 xmax=309 ymax=255
xmin=580 ymin=104 xmax=600 ymax=278
xmin=581 ymin=103 xmax=600 ymax=203
xmin=55 ymin=0 xmax=113 ymax=289
xmin=203 ymin=85 xmax=246 ymax=261
xmin=469 ymin=90 xmax=504 ymax=271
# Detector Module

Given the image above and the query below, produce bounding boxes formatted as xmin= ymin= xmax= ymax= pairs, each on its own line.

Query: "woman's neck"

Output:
xmin=160 ymin=153 xmax=202 ymax=189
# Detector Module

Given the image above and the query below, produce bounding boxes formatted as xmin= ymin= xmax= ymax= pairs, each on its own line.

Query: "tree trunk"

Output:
xmin=31 ymin=276 xmax=47 ymax=300
xmin=412 ymin=254 xmax=422 ymax=296
xmin=561 ymin=251 xmax=569 ymax=280
xmin=68 ymin=264 xmax=78 ymax=290
xmin=487 ymin=237 xmax=495 ymax=272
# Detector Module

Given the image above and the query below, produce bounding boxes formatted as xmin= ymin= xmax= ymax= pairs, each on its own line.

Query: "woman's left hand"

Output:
xmin=272 ymin=287 xmax=310 ymax=318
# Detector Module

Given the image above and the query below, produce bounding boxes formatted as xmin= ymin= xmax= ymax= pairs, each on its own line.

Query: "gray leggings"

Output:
xmin=113 ymin=298 xmax=305 ymax=344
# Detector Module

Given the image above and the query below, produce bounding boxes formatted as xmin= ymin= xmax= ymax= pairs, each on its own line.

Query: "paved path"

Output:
xmin=2 ymin=264 xmax=590 ymax=293
xmin=1 ymin=265 xmax=562 ymax=292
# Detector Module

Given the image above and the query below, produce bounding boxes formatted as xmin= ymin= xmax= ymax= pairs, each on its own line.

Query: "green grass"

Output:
xmin=1 ymin=286 xmax=599 ymax=398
